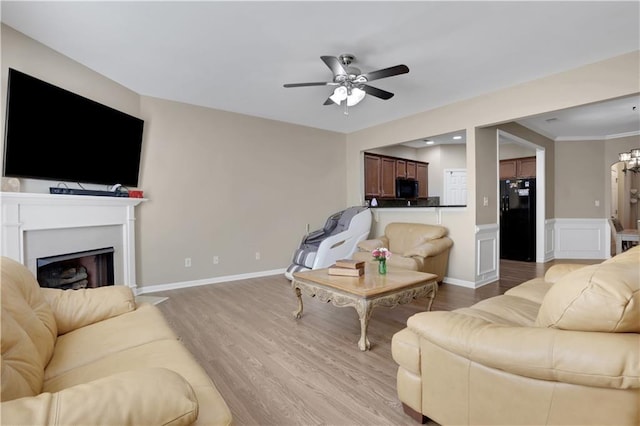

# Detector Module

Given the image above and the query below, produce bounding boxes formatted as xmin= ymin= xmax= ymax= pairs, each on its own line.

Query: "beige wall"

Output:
xmin=554 ymin=140 xmax=605 ymax=218
xmin=499 ymin=143 xmax=536 ymax=160
xmin=417 ymin=144 xmax=467 ymax=199
xmin=137 ymin=96 xmax=345 ymax=286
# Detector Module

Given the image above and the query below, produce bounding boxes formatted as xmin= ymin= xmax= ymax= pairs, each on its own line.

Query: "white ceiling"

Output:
xmin=2 ymin=1 xmax=639 ymax=138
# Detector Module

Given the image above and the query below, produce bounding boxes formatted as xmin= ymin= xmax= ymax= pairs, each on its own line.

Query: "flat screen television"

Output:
xmin=3 ymin=68 xmax=144 ymax=187
xmin=396 ymin=178 xmax=419 ymax=198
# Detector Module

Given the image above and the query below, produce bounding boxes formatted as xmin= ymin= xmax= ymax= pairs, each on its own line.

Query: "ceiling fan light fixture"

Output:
xmin=329 ymin=86 xmax=348 ymax=104
xmin=346 ymin=87 xmax=366 ymax=106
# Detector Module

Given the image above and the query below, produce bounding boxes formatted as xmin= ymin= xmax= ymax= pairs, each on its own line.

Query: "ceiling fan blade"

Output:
xmin=323 ymin=97 xmax=336 ymax=106
xmin=361 ymin=64 xmax=409 ymax=82
xmin=283 ymin=82 xmax=331 ymax=88
xmin=362 ymin=85 xmax=394 ymax=100
xmin=321 ymin=56 xmax=347 ymax=76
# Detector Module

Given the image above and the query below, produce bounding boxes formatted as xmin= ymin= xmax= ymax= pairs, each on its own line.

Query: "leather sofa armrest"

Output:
xmin=357 ymin=237 xmax=388 ymax=252
xmin=404 ymin=237 xmax=453 ymax=258
xmin=1 ymin=368 xmax=199 ymax=426
xmin=407 ymin=311 xmax=640 ymax=390
xmin=543 ymin=264 xmax=589 ymax=283
xmin=41 ymin=285 xmax=136 ymax=335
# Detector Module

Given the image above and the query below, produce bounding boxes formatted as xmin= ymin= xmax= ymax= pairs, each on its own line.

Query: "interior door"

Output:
xmin=443 ymin=169 xmax=467 ymax=205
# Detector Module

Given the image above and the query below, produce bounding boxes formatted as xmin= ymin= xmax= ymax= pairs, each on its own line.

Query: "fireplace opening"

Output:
xmin=37 ymin=247 xmax=115 ymax=290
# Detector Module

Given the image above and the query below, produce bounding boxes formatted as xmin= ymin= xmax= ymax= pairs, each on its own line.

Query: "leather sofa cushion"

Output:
xmin=536 ymin=258 xmax=640 ymax=332
xmin=44 ymin=303 xmax=178 ymax=380
xmin=2 ymin=368 xmax=199 ymax=426
xmin=1 ymin=257 xmax=57 ymax=400
xmin=454 ymin=295 xmax=540 ymax=326
xmin=43 ymin=338 xmax=232 ymax=426
xmin=41 ymin=285 xmax=135 ymax=335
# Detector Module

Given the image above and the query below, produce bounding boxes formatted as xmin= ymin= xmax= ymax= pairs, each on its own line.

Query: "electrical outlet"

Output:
xmin=483 ymin=196 xmax=489 ymax=207
xmin=213 ymin=256 xmax=219 ymax=265
xmin=184 ymin=257 xmax=191 ymax=267
xmin=595 ymin=200 xmax=600 ymax=207
xmin=255 ymin=252 xmax=261 ymax=260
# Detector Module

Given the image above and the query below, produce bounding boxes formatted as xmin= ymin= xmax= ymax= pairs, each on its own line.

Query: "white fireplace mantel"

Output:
xmin=1 ymin=192 xmax=145 ymax=290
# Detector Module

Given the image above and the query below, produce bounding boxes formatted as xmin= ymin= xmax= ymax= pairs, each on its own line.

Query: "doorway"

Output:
xmin=497 ymin=130 xmax=546 ymax=263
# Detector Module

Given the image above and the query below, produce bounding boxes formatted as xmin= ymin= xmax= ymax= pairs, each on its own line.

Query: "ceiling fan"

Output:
xmin=283 ymin=54 xmax=410 ymax=114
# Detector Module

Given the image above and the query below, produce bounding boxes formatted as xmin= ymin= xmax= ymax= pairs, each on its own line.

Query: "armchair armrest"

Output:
xmin=403 ymin=237 xmax=453 ymax=258
xmin=1 ymin=368 xmax=198 ymax=426
xmin=407 ymin=311 xmax=640 ymax=390
xmin=41 ymin=286 xmax=136 ymax=335
xmin=357 ymin=237 xmax=389 ymax=252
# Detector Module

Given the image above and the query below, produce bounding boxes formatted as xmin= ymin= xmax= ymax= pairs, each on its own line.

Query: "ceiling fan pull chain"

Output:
xmin=344 ymin=100 xmax=349 ymax=115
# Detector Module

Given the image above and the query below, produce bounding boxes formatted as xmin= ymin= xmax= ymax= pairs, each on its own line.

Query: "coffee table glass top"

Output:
xmin=292 ymin=263 xmax=437 ymax=297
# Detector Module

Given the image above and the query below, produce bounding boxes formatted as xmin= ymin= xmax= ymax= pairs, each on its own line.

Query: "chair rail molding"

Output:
xmin=1 ymin=192 xmax=146 ymax=291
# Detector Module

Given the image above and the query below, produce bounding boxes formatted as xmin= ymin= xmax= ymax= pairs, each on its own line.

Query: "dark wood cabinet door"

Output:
xmin=406 ymin=161 xmax=417 ymax=179
xmin=364 ymin=155 xmax=381 ymax=197
xmin=499 ymin=159 xmax=517 ymax=180
xmin=396 ymin=160 xmax=407 ymax=178
xmin=417 ymin=163 xmax=428 ymax=198
xmin=518 ymin=157 xmax=536 ymax=178
xmin=380 ymin=157 xmax=396 ymax=197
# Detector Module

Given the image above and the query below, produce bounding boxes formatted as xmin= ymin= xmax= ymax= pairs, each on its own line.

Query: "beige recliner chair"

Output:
xmin=352 ymin=222 xmax=453 ymax=282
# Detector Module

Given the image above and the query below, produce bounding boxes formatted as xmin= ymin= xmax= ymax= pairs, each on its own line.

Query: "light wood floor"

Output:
xmin=150 ymin=259 xmax=598 ymax=426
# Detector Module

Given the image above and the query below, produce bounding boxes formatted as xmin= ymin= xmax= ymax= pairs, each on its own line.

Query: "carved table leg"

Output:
xmin=425 ymin=283 xmax=438 ymax=312
xmin=355 ymin=299 xmax=373 ymax=351
xmin=292 ymin=286 xmax=303 ymax=319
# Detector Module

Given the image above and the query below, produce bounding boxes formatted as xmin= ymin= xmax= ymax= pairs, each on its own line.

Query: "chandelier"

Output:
xmin=619 ymin=148 xmax=640 ymax=173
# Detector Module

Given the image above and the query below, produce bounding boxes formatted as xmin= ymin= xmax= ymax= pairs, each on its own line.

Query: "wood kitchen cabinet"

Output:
xmin=500 ymin=156 xmax=536 ymax=179
xmin=364 ymin=153 xmax=428 ymax=199
xmin=396 ymin=160 xmax=417 ymax=179
xmin=364 ymin=154 xmax=396 ymax=198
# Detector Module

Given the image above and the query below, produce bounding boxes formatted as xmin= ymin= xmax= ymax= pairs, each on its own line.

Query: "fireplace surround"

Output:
xmin=1 ymin=192 xmax=145 ymax=291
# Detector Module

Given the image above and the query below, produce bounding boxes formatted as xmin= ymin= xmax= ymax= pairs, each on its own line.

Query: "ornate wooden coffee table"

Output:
xmin=291 ymin=264 xmax=438 ymax=351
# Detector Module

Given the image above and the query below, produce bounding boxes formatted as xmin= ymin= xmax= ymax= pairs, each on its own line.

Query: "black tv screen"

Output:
xmin=3 ymin=68 xmax=144 ymax=187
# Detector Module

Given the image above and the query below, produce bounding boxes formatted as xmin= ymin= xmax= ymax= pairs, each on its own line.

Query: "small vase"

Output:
xmin=378 ymin=259 xmax=387 ymax=275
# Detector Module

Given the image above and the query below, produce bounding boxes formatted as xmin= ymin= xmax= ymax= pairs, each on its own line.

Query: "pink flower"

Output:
xmin=372 ymin=247 xmax=391 ymax=261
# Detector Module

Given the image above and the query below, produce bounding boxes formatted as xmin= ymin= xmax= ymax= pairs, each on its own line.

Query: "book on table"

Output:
xmin=334 ymin=259 xmax=365 ymax=269
xmin=328 ymin=264 xmax=365 ymax=277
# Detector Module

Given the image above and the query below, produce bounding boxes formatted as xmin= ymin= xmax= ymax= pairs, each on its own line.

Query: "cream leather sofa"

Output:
xmin=353 ymin=223 xmax=453 ymax=282
xmin=392 ymin=246 xmax=639 ymax=425
xmin=1 ymin=256 xmax=232 ymax=425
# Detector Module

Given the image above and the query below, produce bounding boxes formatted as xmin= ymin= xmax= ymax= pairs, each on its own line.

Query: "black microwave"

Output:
xmin=396 ymin=178 xmax=419 ymax=198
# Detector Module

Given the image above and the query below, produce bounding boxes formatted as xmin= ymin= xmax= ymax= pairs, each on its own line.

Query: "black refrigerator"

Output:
xmin=500 ymin=178 xmax=536 ymax=262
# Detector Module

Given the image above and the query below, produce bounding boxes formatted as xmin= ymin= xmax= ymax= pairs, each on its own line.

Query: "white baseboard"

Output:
xmin=138 ymin=268 xmax=287 ymax=295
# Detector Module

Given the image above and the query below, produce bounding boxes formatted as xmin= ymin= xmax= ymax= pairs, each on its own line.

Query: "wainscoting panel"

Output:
xmin=544 ymin=219 xmax=555 ymax=261
xmin=553 ymin=218 xmax=609 ymax=259
xmin=475 ymin=224 xmax=499 ymax=287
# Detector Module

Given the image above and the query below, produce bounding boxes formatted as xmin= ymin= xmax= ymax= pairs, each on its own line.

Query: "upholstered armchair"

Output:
xmin=352 ymin=222 xmax=453 ymax=282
